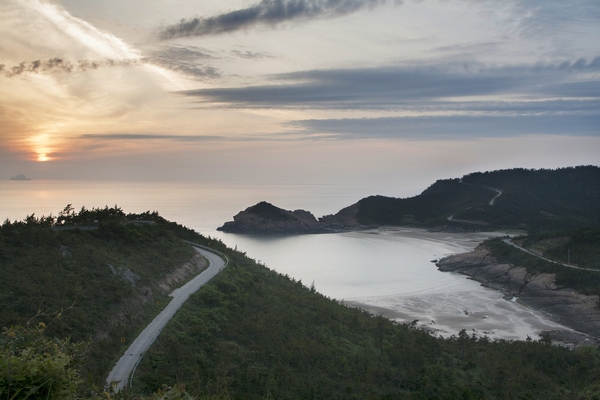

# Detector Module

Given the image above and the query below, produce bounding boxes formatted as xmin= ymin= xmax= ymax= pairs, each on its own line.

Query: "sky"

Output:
xmin=1 ymin=0 xmax=599 ymax=186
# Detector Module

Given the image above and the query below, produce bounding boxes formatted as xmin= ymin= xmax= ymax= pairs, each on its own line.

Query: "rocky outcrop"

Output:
xmin=437 ymin=247 xmax=600 ymax=339
xmin=319 ymin=203 xmax=362 ymax=228
xmin=218 ymin=201 xmax=366 ymax=234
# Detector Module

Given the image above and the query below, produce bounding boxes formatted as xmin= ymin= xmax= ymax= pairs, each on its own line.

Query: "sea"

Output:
xmin=0 ymin=180 xmax=572 ymax=340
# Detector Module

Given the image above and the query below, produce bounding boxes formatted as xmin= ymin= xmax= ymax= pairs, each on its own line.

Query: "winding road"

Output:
xmin=447 ymin=183 xmax=503 ymax=223
xmin=105 ymin=244 xmax=227 ymax=391
xmin=502 ymin=238 xmax=599 ymax=272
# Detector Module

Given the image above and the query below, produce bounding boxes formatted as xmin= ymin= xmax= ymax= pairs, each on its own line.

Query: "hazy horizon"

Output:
xmin=2 ymin=0 xmax=599 ymax=183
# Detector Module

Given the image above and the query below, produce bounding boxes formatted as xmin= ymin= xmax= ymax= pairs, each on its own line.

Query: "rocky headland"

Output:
xmin=437 ymin=246 xmax=600 ymax=345
xmin=217 ymin=201 xmax=366 ymax=234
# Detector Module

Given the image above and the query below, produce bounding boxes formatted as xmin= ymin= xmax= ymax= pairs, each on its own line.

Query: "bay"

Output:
xmin=0 ymin=180 xmax=573 ymax=340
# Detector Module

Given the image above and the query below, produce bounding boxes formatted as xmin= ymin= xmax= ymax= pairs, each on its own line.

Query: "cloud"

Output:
xmin=0 ymin=57 xmax=143 ymax=78
xmin=0 ymin=0 xmax=139 ymax=61
xmin=80 ymin=133 xmax=228 ymax=141
xmin=176 ymin=57 xmax=600 ymax=110
xmin=230 ymin=49 xmax=276 ymax=60
xmin=157 ymin=0 xmax=400 ymax=40
xmin=143 ymin=45 xmax=220 ymax=80
xmin=0 ymin=0 xmax=187 ymax=163
xmin=287 ymin=114 xmax=600 ymax=140
xmin=79 ymin=133 xmax=267 ymax=142
xmin=510 ymin=0 xmax=600 ymax=37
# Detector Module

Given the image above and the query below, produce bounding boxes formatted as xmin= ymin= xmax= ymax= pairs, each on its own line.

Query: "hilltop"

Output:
xmin=217 ymin=201 xmax=362 ymax=234
xmin=0 ymin=205 xmax=214 ymax=387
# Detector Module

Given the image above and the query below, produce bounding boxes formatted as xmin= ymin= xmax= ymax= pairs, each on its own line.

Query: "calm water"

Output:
xmin=0 ymin=180 xmax=572 ymax=340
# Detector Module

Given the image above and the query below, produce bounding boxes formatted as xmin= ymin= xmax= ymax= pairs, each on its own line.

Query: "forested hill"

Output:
xmin=6 ymin=207 xmax=600 ymax=399
xmin=355 ymin=165 xmax=600 ymax=232
xmin=0 ymin=206 xmax=218 ymax=388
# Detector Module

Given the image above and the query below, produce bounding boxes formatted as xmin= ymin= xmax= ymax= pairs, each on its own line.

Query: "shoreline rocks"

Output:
xmin=436 ymin=247 xmax=600 ymax=342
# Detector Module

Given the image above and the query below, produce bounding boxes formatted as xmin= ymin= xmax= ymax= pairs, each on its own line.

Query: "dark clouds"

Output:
xmin=142 ymin=45 xmax=273 ymax=80
xmin=176 ymin=57 xmax=600 ymax=140
xmin=0 ymin=57 xmax=142 ymax=78
xmin=287 ymin=114 xmax=600 ymax=140
xmin=177 ymin=57 xmax=600 ymax=110
xmin=157 ymin=0 xmax=399 ymax=40
xmin=0 ymin=48 xmax=222 ymax=80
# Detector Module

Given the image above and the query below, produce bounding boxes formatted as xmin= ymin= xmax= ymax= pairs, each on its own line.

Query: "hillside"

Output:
xmin=357 ymin=166 xmax=600 ymax=231
xmin=220 ymin=166 xmax=600 ymax=234
xmin=131 ymin=242 xmax=600 ymax=399
xmin=6 ymin=207 xmax=600 ymax=399
xmin=0 ymin=206 xmax=209 ymax=386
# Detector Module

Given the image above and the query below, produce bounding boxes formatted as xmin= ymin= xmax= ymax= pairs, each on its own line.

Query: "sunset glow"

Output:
xmin=0 ymin=0 xmax=597 ymax=181
xmin=37 ymin=153 xmax=50 ymax=162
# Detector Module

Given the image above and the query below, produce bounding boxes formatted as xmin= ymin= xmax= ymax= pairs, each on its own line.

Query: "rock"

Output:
xmin=437 ymin=247 xmax=600 ymax=339
xmin=541 ymin=330 xmax=600 ymax=348
xmin=108 ymin=263 xmax=141 ymax=287
xmin=121 ymin=269 xmax=141 ymax=287
xmin=218 ymin=201 xmax=366 ymax=234
xmin=59 ymin=245 xmax=72 ymax=257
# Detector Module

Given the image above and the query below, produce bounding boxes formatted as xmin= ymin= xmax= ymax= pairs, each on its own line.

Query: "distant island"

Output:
xmin=219 ymin=166 xmax=600 ymax=234
xmin=9 ymin=174 xmax=31 ymax=180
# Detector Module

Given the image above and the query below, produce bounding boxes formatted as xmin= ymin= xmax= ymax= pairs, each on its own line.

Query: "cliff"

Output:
xmin=437 ymin=247 xmax=600 ymax=340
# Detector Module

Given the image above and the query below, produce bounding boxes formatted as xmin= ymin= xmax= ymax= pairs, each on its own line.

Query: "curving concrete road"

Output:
xmin=106 ymin=245 xmax=227 ymax=391
xmin=447 ymin=183 xmax=502 ymax=222
xmin=486 ymin=187 xmax=503 ymax=205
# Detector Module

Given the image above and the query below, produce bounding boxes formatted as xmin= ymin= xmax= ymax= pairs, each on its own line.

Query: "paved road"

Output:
xmin=502 ymin=238 xmax=599 ymax=272
xmin=486 ymin=187 xmax=503 ymax=205
xmin=105 ymin=245 xmax=227 ymax=391
xmin=447 ymin=183 xmax=502 ymax=222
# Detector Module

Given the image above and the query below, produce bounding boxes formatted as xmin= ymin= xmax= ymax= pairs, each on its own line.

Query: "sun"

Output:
xmin=29 ymin=134 xmax=53 ymax=162
xmin=37 ymin=153 xmax=50 ymax=162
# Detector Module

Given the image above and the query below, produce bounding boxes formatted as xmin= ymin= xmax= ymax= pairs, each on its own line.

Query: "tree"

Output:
xmin=0 ymin=323 xmax=87 ymax=399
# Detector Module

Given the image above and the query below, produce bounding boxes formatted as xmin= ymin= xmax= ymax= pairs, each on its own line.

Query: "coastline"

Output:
xmin=327 ymin=227 xmax=577 ymax=342
xmin=436 ymin=246 xmax=600 ymax=347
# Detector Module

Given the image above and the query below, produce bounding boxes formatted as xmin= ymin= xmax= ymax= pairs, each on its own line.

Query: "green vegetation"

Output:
xmin=485 ymin=229 xmax=600 ymax=297
xmin=246 ymin=201 xmax=295 ymax=221
xmin=357 ymin=166 xmax=600 ymax=232
xmin=542 ymin=228 xmax=600 ymax=270
xmin=357 ymin=179 xmax=493 ymax=226
xmin=5 ymin=205 xmax=600 ymax=398
xmin=133 ymin=242 xmax=600 ymax=399
xmin=0 ymin=206 xmax=198 ymax=387
xmin=1 ymin=322 xmax=86 ymax=399
xmin=1 ymin=321 xmax=195 ymax=399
